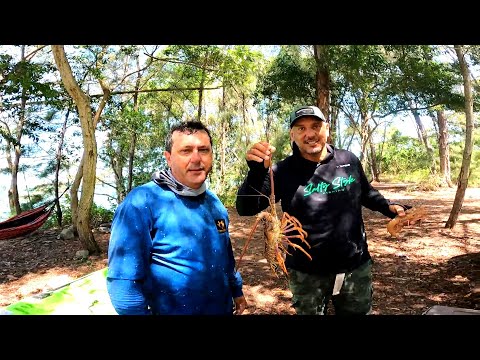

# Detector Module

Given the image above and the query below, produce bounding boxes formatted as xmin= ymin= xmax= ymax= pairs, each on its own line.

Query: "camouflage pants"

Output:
xmin=288 ymin=259 xmax=373 ymax=315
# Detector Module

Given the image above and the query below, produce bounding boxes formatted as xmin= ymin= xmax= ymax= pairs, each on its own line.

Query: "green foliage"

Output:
xmin=401 ymin=171 xmax=443 ymax=191
xmin=254 ymin=45 xmax=316 ymax=115
xmin=469 ymin=150 xmax=480 ymax=187
xmin=0 ymin=47 xmax=64 ymax=148
xmin=379 ymin=168 xmax=446 ymax=191
xmin=43 ymin=201 xmax=114 ymax=229
xmin=445 ymin=113 xmax=480 ymax=187
xmin=44 ymin=203 xmax=71 ymax=229
xmin=380 ymin=129 xmax=431 ymax=175
xmin=382 ymin=45 xmax=463 ymax=115
xmin=100 ymin=101 xmax=170 ymax=197
xmin=89 ymin=202 xmax=114 ymax=227
xmin=212 ymin=178 xmax=239 ymax=208
xmin=379 ymin=110 xmax=480 ymax=188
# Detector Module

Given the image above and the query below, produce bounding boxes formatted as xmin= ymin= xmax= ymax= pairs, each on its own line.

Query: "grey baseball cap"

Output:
xmin=289 ymin=105 xmax=327 ymax=128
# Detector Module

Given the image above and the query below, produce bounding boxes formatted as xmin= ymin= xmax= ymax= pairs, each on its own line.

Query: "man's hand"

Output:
xmin=233 ymin=295 xmax=247 ymax=315
xmin=389 ymin=204 xmax=406 ymax=218
xmin=246 ymin=141 xmax=276 ymax=168
xmin=387 ymin=206 xmax=426 ymax=237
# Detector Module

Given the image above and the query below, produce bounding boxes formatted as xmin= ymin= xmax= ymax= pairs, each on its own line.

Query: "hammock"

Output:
xmin=0 ymin=187 xmax=69 ymax=241
xmin=0 ymin=203 xmax=55 ymax=241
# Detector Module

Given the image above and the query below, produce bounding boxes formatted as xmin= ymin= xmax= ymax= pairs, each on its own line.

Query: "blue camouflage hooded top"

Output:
xmin=107 ymin=180 xmax=243 ymax=315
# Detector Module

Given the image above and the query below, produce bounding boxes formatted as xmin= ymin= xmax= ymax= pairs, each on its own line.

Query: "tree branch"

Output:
xmin=89 ymin=86 xmax=222 ymax=97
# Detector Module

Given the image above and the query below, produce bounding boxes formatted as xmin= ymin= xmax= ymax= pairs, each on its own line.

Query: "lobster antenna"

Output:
xmin=264 ymin=114 xmax=275 ymax=203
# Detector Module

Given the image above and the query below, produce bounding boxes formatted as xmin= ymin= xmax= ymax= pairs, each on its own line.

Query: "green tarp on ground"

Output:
xmin=1 ymin=268 xmax=118 ymax=315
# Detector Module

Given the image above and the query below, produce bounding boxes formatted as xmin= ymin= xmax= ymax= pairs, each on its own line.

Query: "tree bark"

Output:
xmin=220 ymin=86 xmax=226 ymax=186
xmin=127 ymin=55 xmax=142 ymax=194
xmin=197 ymin=51 xmax=211 ymax=122
xmin=445 ymin=46 xmax=475 ymax=229
xmin=51 ymin=45 xmax=101 ymax=254
xmin=368 ymin=131 xmax=380 ymax=182
xmin=109 ymin=130 xmax=126 ymax=203
xmin=436 ymin=110 xmax=453 ymax=187
xmin=54 ymin=109 xmax=69 ymax=226
xmin=410 ymin=104 xmax=435 ymax=174
xmin=8 ymin=46 xmax=27 ymax=215
xmin=313 ymin=45 xmax=333 ymax=143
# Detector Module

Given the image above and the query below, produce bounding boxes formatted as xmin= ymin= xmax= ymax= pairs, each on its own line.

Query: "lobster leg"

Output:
xmin=281 ymin=213 xmax=310 ymax=247
xmin=236 ymin=212 xmax=269 ymax=272
xmin=282 ymin=239 xmax=313 ymax=260
xmin=283 ymin=213 xmax=308 ymax=238
xmin=275 ymin=248 xmax=289 ymax=276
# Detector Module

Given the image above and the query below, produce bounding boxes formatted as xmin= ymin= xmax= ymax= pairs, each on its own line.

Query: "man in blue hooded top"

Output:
xmin=107 ymin=121 xmax=247 ymax=315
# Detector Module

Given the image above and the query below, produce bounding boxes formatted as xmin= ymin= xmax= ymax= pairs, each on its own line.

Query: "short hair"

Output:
xmin=165 ymin=120 xmax=213 ymax=153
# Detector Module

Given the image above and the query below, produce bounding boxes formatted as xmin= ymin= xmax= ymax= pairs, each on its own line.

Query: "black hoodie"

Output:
xmin=236 ymin=143 xmax=398 ymax=275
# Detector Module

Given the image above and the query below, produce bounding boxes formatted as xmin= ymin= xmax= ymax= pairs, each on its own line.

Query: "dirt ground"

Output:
xmin=0 ymin=184 xmax=479 ymax=315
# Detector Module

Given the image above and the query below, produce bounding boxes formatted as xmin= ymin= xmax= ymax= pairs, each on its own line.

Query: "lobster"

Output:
xmin=387 ymin=206 xmax=427 ymax=237
xmin=236 ymin=162 xmax=312 ymax=277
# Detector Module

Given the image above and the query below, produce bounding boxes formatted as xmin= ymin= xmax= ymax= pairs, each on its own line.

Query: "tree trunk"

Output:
xmin=6 ymin=139 xmax=21 ymax=214
xmin=70 ymin=156 xmax=83 ymax=235
xmin=54 ymin=109 xmax=69 ymax=226
xmin=51 ymin=45 xmax=101 ymax=254
xmin=330 ymin=106 xmax=340 ymax=147
xmin=8 ymin=46 xmax=28 ymax=215
xmin=219 ymin=86 xmax=226 ymax=187
xmin=368 ymin=134 xmax=380 ymax=182
xmin=109 ymin=131 xmax=126 ymax=203
xmin=359 ymin=113 xmax=369 ymax=168
xmin=197 ymin=51 xmax=210 ymax=122
xmin=313 ymin=45 xmax=333 ymax=142
xmin=410 ymin=104 xmax=435 ymax=174
xmin=10 ymin=98 xmax=25 ymax=214
xmin=127 ymin=54 xmax=142 ymax=194
xmin=445 ymin=46 xmax=475 ymax=229
xmin=127 ymin=134 xmax=136 ymax=194
xmin=436 ymin=110 xmax=453 ymax=187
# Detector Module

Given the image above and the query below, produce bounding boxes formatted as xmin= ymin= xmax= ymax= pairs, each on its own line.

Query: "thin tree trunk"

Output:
xmin=54 ymin=109 xmax=70 ymax=226
xmin=108 ymin=131 xmax=126 ymax=203
xmin=6 ymin=141 xmax=15 ymax=214
xmin=331 ymin=106 xmax=340 ymax=147
xmin=8 ymin=46 xmax=27 ymax=214
xmin=368 ymin=134 xmax=380 ymax=182
xmin=436 ymin=110 xmax=453 ymax=187
xmin=70 ymin=156 xmax=83 ymax=234
xmin=410 ymin=104 xmax=435 ymax=174
xmin=127 ymin=135 xmax=137 ymax=194
xmin=197 ymin=52 xmax=210 ymax=121
xmin=359 ymin=113 xmax=369 ymax=168
xmin=220 ymin=86 xmax=226 ymax=186
xmin=127 ymin=54 xmax=142 ymax=194
xmin=445 ymin=45 xmax=475 ymax=229
xmin=10 ymin=99 xmax=24 ymax=214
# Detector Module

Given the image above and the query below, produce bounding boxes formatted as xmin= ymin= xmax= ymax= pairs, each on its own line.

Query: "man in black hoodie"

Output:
xmin=236 ymin=105 xmax=407 ymax=315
